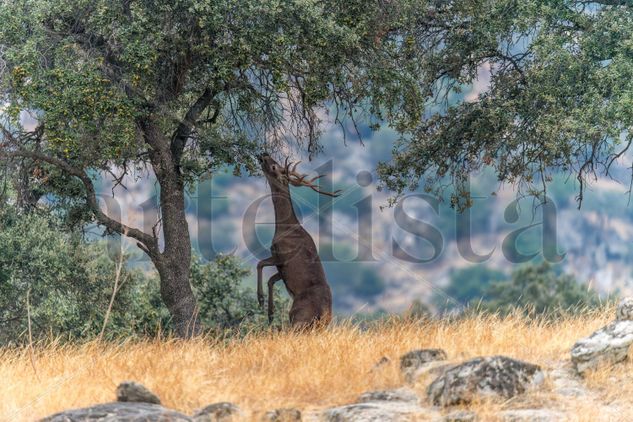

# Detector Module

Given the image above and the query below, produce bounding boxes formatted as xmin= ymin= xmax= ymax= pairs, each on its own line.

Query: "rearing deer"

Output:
xmin=256 ymin=153 xmax=341 ymax=329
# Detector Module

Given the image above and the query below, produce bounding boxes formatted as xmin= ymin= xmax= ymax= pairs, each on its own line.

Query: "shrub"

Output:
xmin=482 ymin=262 xmax=603 ymax=316
xmin=434 ymin=265 xmax=506 ymax=311
xmin=0 ymin=210 xmax=286 ymax=344
xmin=0 ymin=210 xmax=164 ymax=343
xmin=191 ymin=254 xmax=289 ymax=334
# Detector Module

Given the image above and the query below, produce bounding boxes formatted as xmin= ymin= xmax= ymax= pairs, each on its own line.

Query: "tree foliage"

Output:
xmin=0 ymin=207 xmax=285 ymax=344
xmin=376 ymin=0 xmax=633 ymax=208
xmin=0 ymin=0 xmax=425 ymax=182
xmin=191 ymin=254 xmax=289 ymax=331
xmin=482 ymin=262 xmax=602 ymax=316
xmin=435 ymin=265 xmax=506 ymax=310
xmin=0 ymin=209 xmax=164 ymax=343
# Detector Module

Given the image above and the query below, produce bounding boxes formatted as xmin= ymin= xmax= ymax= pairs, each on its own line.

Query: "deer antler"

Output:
xmin=284 ymin=160 xmax=342 ymax=197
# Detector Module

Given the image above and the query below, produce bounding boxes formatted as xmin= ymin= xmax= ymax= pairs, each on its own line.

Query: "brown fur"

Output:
xmin=256 ymin=154 xmax=334 ymax=329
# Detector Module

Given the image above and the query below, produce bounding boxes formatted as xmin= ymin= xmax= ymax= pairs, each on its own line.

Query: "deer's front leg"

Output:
xmin=267 ymin=272 xmax=282 ymax=324
xmin=257 ymin=257 xmax=277 ymax=308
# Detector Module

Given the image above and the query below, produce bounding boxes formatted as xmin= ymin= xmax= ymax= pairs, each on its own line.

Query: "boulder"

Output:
xmin=262 ymin=408 xmax=302 ymax=421
xmin=617 ymin=297 xmax=633 ymax=321
xmin=193 ymin=402 xmax=241 ymax=422
xmin=549 ymin=365 xmax=587 ymax=397
xmin=570 ymin=319 xmax=633 ymax=374
xmin=499 ymin=409 xmax=565 ymax=422
xmin=443 ymin=410 xmax=477 ymax=421
xmin=324 ymin=387 xmax=435 ymax=421
xmin=323 ymin=402 xmax=432 ymax=421
xmin=357 ymin=388 xmax=419 ymax=403
xmin=399 ymin=348 xmax=448 ymax=383
xmin=40 ymin=402 xmax=190 ymax=421
xmin=427 ymin=356 xmax=543 ymax=406
xmin=116 ymin=381 xmax=161 ymax=405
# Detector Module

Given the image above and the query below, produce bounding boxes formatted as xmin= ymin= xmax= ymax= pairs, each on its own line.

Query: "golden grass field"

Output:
xmin=1 ymin=307 xmax=632 ymax=421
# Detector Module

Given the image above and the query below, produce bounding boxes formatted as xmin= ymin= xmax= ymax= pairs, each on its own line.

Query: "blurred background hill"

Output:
xmin=92 ymin=97 xmax=633 ymax=318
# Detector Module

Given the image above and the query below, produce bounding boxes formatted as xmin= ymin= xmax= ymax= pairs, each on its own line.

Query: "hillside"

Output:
xmin=100 ymin=131 xmax=633 ymax=316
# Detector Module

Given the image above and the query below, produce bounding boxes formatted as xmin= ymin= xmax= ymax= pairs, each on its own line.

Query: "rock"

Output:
xmin=400 ymin=349 xmax=447 ymax=370
xmin=549 ymin=366 xmax=588 ymax=397
xmin=399 ymin=348 xmax=447 ymax=383
xmin=40 ymin=402 xmax=191 ymax=421
xmin=617 ymin=297 xmax=633 ymax=321
xmin=323 ymin=401 xmax=434 ymax=421
xmin=443 ymin=410 xmax=477 ymax=421
xmin=262 ymin=408 xmax=302 ymax=421
xmin=407 ymin=361 xmax=454 ymax=385
xmin=427 ymin=356 xmax=544 ymax=406
xmin=357 ymin=388 xmax=419 ymax=403
xmin=116 ymin=381 xmax=161 ymax=405
xmin=193 ymin=402 xmax=241 ymax=422
xmin=570 ymin=319 xmax=633 ymax=374
xmin=325 ymin=387 xmax=435 ymax=421
xmin=499 ymin=409 xmax=565 ymax=422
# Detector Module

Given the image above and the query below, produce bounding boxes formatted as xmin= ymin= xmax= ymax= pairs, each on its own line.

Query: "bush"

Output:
xmin=434 ymin=265 xmax=506 ymax=310
xmin=482 ymin=262 xmax=603 ymax=316
xmin=0 ymin=210 xmax=286 ymax=344
xmin=191 ymin=254 xmax=289 ymax=333
xmin=0 ymin=210 xmax=164 ymax=344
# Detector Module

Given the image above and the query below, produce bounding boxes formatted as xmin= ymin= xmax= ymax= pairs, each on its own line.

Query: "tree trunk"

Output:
xmin=154 ymin=256 xmax=199 ymax=337
xmin=143 ymin=120 xmax=200 ymax=338
xmin=155 ymin=171 xmax=200 ymax=337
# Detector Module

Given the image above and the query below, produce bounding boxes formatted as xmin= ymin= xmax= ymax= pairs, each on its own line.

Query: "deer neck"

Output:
xmin=269 ymin=182 xmax=300 ymax=228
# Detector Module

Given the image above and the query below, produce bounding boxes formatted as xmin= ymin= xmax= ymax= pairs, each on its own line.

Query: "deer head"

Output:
xmin=258 ymin=153 xmax=342 ymax=197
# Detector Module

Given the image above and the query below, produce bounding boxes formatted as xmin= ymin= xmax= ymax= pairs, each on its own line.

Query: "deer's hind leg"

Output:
xmin=267 ymin=273 xmax=282 ymax=323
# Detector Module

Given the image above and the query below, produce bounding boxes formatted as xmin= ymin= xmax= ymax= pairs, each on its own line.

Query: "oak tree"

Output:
xmin=378 ymin=0 xmax=633 ymax=209
xmin=0 ymin=0 xmax=425 ymax=336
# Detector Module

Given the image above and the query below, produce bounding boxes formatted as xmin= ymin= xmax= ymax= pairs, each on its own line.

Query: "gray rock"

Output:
xmin=262 ymin=408 xmax=302 ymax=421
xmin=325 ymin=387 xmax=434 ymax=421
xmin=323 ymin=401 xmax=434 ymax=421
xmin=617 ymin=297 xmax=633 ymax=321
xmin=427 ymin=356 xmax=544 ymax=406
xmin=357 ymin=388 xmax=419 ymax=403
xmin=116 ymin=381 xmax=161 ymax=405
xmin=570 ymin=320 xmax=633 ymax=374
xmin=400 ymin=349 xmax=447 ymax=370
xmin=549 ymin=366 xmax=587 ymax=397
xmin=193 ymin=402 xmax=241 ymax=422
xmin=407 ymin=361 xmax=455 ymax=385
xmin=399 ymin=349 xmax=447 ymax=383
xmin=39 ymin=402 xmax=191 ymax=421
xmin=443 ymin=410 xmax=477 ymax=421
xmin=500 ymin=409 xmax=565 ymax=422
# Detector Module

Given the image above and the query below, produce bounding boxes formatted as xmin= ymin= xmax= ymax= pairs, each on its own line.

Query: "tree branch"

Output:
xmin=1 ymin=130 xmax=159 ymax=256
xmin=170 ymin=87 xmax=217 ymax=166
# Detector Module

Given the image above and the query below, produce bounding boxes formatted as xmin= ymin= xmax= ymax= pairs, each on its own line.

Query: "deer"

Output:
xmin=256 ymin=153 xmax=341 ymax=329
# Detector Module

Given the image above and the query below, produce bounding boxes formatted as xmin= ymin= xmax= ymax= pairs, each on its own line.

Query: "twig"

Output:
xmin=26 ymin=289 xmax=40 ymax=381
xmin=98 ymin=251 xmax=128 ymax=341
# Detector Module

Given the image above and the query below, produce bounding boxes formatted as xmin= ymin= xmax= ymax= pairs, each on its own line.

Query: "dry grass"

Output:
xmin=1 ymin=307 xmax=631 ymax=421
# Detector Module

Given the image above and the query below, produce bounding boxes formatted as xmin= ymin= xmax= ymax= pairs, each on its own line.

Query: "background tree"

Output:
xmin=0 ymin=0 xmax=426 ymax=336
xmin=434 ymin=265 xmax=506 ymax=311
xmin=481 ymin=262 xmax=602 ymax=316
